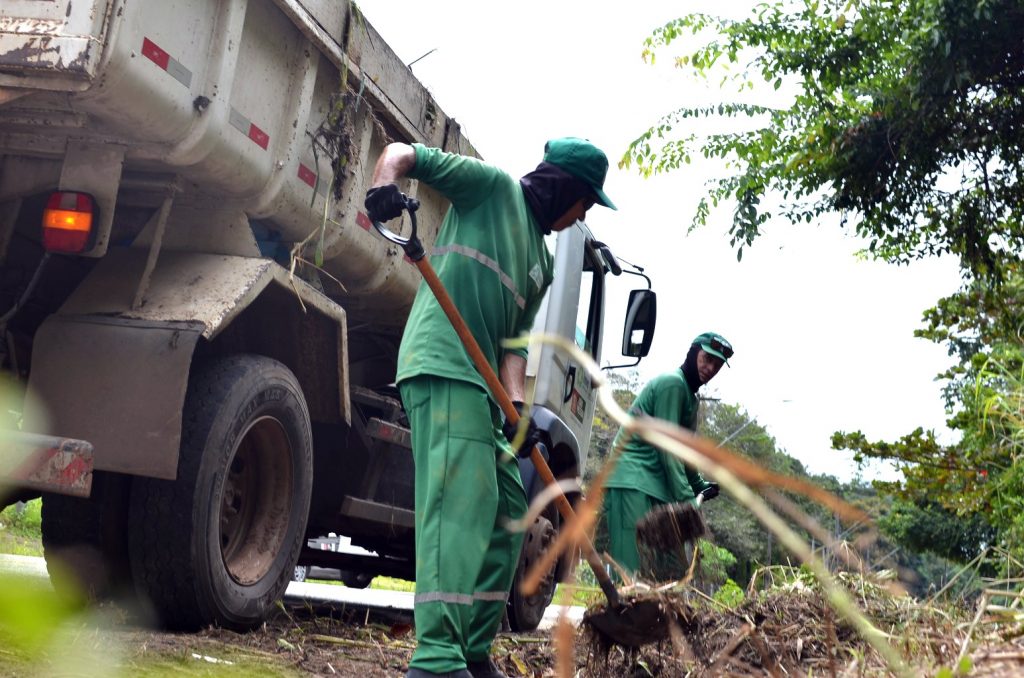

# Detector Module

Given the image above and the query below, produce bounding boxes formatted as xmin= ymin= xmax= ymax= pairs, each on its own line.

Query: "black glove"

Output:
xmin=364 ymin=184 xmax=406 ymax=223
xmin=698 ymin=481 xmax=720 ymax=502
xmin=502 ymin=401 xmax=542 ymax=458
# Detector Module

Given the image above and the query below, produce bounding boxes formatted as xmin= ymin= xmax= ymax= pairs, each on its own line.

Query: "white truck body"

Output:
xmin=0 ymin=0 xmax=656 ymax=632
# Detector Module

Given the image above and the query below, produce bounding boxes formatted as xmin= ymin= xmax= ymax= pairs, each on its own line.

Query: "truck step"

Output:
xmin=340 ymin=496 xmax=415 ymax=531
xmin=350 ymin=385 xmax=403 ymax=420
xmin=366 ymin=417 xmax=411 ymax=449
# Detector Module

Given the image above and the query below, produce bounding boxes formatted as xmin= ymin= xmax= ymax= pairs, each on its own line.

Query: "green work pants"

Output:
xmin=606 ymin=487 xmax=700 ymax=582
xmin=605 ymin=487 xmax=659 ymax=579
xmin=400 ymin=375 xmax=528 ymax=674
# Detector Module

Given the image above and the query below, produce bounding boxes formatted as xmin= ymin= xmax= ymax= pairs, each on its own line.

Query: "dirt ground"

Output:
xmin=203 ymin=597 xmax=1024 ymax=678
xmin=5 ymin=589 xmax=1021 ymax=678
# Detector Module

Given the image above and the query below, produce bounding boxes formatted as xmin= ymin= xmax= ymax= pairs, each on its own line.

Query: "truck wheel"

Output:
xmin=340 ymin=570 xmax=374 ymax=589
xmin=128 ymin=355 xmax=313 ymax=631
xmin=506 ymin=513 xmax=557 ymax=632
xmin=41 ymin=471 xmax=132 ymax=603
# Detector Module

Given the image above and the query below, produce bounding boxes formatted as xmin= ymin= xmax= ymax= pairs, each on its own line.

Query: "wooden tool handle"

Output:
xmin=414 ymin=258 xmax=621 ymax=607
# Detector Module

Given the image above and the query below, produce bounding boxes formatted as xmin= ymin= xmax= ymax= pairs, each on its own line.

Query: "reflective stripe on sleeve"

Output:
xmin=432 ymin=244 xmax=526 ymax=310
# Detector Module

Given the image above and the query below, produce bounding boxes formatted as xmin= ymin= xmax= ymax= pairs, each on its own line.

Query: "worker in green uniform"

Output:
xmin=365 ymin=137 xmax=616 ymax=678
xmin=603 ymin=332 xmax=734 ymax=578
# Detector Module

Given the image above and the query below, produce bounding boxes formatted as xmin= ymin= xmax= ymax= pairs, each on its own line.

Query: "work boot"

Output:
xmin=466 ymin=658 xmax=508 ymax=678
xmin=405 ymin=669 xmax=472 ymax=678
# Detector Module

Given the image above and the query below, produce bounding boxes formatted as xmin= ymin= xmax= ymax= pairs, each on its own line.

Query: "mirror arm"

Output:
xmin=602 ymin=356 xmax=642 ymax=371
xmin=593 ymin=242 xmax=652 ymax=286
xmin=620 ymin=267 xmax=652 ymax=290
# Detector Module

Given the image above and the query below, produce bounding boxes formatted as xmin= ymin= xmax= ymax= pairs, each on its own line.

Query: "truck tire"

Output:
xmin=128 ymin=355 xmax=313 ymax=631
xmin=506 ymin=512 xmax=558 ymax=632
xmin=340 ymin=570 xmax=374 ymax=589
xmin=41 ymin=471 xmax=132 ymax=603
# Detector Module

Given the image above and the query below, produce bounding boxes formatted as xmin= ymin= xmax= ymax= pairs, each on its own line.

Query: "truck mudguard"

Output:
xmin=26 ymin=315 xmax=202 ymax=480
xmin=24 ymin=248 xmax=348 ymax=480
xmin=517 ymin=403 xmax=580 ymax=500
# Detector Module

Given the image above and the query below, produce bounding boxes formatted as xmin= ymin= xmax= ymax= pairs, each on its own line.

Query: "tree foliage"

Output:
xmin=833 ymin=267 xmax=1024 ymax=563
xmin=584 ymin=370 xmax=642 ymax=482
xmin=623 ymin=0 xmax=1024 ymax=279
xmin=878 ymin=498 xmax=997 ymax=563
xmin=588 ymin=384 xmax=963 ymax=591
xmin=625 ymin=0 xmax=1024 ymax=570
xmin=700 ymin=401 xmax=886 ymax=582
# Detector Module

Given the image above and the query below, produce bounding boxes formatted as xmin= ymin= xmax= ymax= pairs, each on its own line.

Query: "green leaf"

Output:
xmin=0 ymin=574 xmax=79 ymax=653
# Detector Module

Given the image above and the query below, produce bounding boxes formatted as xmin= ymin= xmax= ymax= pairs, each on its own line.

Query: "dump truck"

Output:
xmin=0 ymin=0 xmax=657 ymax=632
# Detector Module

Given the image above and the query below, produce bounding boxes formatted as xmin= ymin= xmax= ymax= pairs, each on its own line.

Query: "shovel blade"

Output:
xmin=583 ymin=598 xmax=675 ymax=648
xmin=636 ymin=501 xmax=707 ymax=551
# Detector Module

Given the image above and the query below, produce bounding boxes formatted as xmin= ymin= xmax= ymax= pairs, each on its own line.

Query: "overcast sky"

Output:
xmin=354 ymin=0 xmax=964 ymax=481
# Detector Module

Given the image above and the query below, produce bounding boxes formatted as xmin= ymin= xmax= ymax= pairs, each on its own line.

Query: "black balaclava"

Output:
xmin=680 ymin=343 xmax=702 ymax=394
xmin=519 ymin=162 xmax=594 ymax=235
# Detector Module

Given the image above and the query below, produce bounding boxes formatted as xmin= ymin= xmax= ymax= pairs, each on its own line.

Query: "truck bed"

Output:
xmin=0 ymin=0 xmax=475 ymax=325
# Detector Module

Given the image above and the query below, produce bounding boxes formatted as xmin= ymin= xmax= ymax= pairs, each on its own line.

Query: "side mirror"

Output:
xmin=622 ymin=289 xmax=656 ymax=358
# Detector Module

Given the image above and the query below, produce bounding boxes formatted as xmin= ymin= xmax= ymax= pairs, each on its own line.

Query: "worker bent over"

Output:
xmin=365 ymin=137 xmax=616 ymax=678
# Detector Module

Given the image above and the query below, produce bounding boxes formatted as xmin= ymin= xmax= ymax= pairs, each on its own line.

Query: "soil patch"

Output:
xmin=5 ymin=583 xmax=1020 ymax=677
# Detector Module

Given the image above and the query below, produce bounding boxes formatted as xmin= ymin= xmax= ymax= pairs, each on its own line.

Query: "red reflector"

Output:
xmin=43 ymin=192 xmax=95 ymax=253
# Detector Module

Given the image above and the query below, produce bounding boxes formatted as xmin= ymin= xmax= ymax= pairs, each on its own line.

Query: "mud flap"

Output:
xmin=24 ymin=315 xmax=202 ymax=480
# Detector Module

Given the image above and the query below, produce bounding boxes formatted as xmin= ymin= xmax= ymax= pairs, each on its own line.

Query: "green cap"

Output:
xmin=543 ymin=137 xmax=617 ymax=210
xmin=693 ymin=331 xmax=734 ymax=365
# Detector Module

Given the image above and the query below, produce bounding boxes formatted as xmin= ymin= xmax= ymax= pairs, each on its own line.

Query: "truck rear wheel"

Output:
xmin=506 ymin=512 xmax=558 ymax=632
xmin=128 ymin=355 xmax=313 ymax=631
xmin=41 ymin=471 xmax=132 ymax=603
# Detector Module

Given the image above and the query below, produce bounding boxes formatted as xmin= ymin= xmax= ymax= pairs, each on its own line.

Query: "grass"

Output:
xmin=301 ymin=575 xmax=416 ymax=592
xmin=0 ymin=499 xmax=43 ymax=557
xmin=367 ymin=572 xmax=603 ymax=607
xmin=371 ymin=576 xmax=415 ymax=593
xmin=368 ymin=573 xmax=600 ymax=608
xmin=115 ymin=646 xmax=301 ymax=678
xmin=555 ymin=582 xmax=602 ymax=608
xmin=0 ymin=623 xmax=302 ymax=678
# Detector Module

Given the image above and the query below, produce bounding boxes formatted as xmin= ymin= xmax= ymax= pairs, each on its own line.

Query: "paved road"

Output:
xmin=0 ymin=553 xmax=48 ymax=579
xmin=287 ymin=580 xmax=585 ymax=630
xmin=0 ymin=554 xmax=584 ymax=630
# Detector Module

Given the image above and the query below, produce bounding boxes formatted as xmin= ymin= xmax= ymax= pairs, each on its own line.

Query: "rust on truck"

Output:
xmin=0 ymin=18 xmax=67 ymax=37
xmin=0 ymin=37 xmax=60 ymax=69
xmin=1 ymin=432 xmax=94 ymax=498
xmin=0 ymin=3 xmax=109 ymax=83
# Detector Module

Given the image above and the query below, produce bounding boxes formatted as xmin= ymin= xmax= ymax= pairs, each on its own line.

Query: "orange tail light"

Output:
xmin=43 ymin=192 xmax=95 ymax=253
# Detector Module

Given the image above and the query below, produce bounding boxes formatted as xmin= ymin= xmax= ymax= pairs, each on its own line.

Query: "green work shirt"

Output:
xmin=396 ymin=144 xmax=554 ymax=393
xmin=605 ymin=369 xmax=711 ymax=504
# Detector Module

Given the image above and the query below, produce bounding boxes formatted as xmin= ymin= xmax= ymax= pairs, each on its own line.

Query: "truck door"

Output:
xmin=527 ymin=223 xmax=605 ymax=460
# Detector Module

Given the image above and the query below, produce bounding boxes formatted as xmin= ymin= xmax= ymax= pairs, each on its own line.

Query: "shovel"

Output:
xmin=372 ymin=195 xmax=669 ymax=645
xmin=635 ymin=486 xmax=715 ymax=553
xmin=584 ymin=493 xmax=713 ymax=648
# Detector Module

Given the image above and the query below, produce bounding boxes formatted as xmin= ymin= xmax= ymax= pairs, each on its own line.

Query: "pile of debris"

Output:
xmin=576 ymin=568 xmax=970 ymax=677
